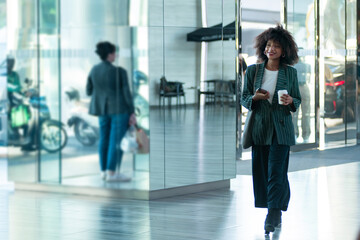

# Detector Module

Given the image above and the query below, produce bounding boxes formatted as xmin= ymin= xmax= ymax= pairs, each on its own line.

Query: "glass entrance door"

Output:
xmin=319 ymin=0 xmax=357 ymax=148
xmin=286 ymin=0 xmax=317 ymax=150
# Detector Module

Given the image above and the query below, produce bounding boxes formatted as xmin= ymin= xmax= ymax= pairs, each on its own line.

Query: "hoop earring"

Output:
xmin=282 ymin=54 xmax=285 ymax=58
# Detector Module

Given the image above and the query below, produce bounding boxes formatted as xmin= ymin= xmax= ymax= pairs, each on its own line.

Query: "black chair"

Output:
xmin=159 ymin=77 xmax=186 ymax=107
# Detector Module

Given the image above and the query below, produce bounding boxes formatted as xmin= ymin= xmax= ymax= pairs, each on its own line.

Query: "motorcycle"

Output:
xmin=8 ymin=79 xmax=68 ymax=153
xmin=324 ymin=63 xmax=356 ymax=123
xmin=64 ymin=87 xmax=99 ymax=146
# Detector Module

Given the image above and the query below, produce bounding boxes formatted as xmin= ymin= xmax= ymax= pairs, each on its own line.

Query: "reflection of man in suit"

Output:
xmin=293 ymin=58 xmax=311 ymax=142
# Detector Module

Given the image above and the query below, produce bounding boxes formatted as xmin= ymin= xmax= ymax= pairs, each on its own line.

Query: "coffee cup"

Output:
xmin=278 ymin=90 xmax=288 ymax=105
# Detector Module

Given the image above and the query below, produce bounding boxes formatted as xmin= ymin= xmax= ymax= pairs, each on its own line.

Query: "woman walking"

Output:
xmin=87 ymin=41 xmax=136 ymax=182
xmin=241 ymin=25 xmax=301 ymax=234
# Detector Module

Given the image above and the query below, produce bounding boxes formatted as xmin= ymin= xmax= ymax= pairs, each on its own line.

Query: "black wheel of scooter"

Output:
xmin=40 ymin=121 xmax=68 ymax=153
xmin=74 ymin=120 xmax=97 ymax=146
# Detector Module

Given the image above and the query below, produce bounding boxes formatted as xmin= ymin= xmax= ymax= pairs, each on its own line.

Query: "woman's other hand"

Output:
xmin=252 ymin=88 xmax=270 ymax=101
xmin=129 ymin=113 xmax=137 ymax=126
xmin=280 ymin=94 xmax=293 ymax=105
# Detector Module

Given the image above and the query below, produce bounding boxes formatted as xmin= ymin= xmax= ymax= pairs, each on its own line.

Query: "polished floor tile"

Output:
xmin=1 ymin=146 xmax=360 ymax=240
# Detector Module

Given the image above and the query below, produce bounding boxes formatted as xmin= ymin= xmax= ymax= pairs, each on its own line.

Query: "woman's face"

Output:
xmin=107 ymin=52 xmax=116 ymax=63
xmin=264 ymin=39 xmax=283 ymax=61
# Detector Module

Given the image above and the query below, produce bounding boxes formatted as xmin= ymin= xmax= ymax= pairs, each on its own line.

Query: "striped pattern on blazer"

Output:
xmin=241 ymin=62 xmax=302 ymax=146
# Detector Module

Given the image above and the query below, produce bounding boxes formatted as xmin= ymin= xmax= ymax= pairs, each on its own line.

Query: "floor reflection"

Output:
xmin=1 ymin=152 xmax=359 ymax=239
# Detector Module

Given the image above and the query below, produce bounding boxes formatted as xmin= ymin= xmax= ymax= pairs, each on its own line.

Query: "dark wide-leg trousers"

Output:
xmin=252 ymin=133 xmax=291 ymax=211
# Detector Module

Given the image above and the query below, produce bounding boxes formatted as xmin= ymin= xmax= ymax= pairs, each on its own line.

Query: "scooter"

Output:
xmin=8 ymin=79 xmax=68 ymax=153
xmin=64 ymin=87 xmax=99 ymax=146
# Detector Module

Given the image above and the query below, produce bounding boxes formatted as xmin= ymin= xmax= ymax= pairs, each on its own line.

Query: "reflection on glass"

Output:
xmin=5 ymin=0 xmax=241 ymax=193
xmin=6 ymin=0 xmax=38 ymax=183
xmin=321 ymin=0 xmax=346 ymax=147
xmin=287 ymin=0 xmax=316 ymax=145
xmin=293 ymin=58 xmax=311 ymax=143
xmin=39 ymin=30 xmax=62 ymax=183
xmin=149 ymin=26 xmax=164 ymax=190
xmin=61 ymin=33 xmax=150 ymax=190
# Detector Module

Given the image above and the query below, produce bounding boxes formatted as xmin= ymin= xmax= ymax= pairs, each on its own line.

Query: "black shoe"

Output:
xmin=264 ymin=208 xmax=281 ymax=234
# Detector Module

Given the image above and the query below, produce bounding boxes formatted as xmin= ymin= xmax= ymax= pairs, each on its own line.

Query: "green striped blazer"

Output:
xmin=241 ymin=62 xmax=302 ymax=146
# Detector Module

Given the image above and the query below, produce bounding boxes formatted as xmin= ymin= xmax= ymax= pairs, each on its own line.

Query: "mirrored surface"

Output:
xmin=6 ymin=0 xmax=151 ymax=190
xmin=223 ymin=1 xmax=236 ymax=178
xmin=287 ymin=0 xmax=316 ymax=145
xmin=6 ymin=0 xmax=38 ymax=183
xmin=5 ymin=0 xmax=238 ymax=192
xmin=60 ymin=24 xmax=150 ymax=190
xmin=163 ymin=26 xmax=224 ymax=188
xmin=149 ymin=26 xmax=165 ymax=190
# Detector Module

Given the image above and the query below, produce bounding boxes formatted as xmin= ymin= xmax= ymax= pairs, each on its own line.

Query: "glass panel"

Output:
xmin=39 ymin=0 xmax=61 ymax=183
xmin=60 ymin=27 xmax=102 ymax=184
xmin=287 ymin=0 xmax=316 ymax=145
xmin=223 ymin=40 xmax=236 ymax=179
xmin=149 ymin=27 xmax=164 ymax=190
xmin=321 ymin=0 xmax=346 ymax=148
xmin=357 ymin=0 xmax=360 ymax=144
xmin=164 ymin=0 xmax=222 ymax=28
xmin=131 ymin=26 xmax=150 ymax=187
xmin=223 ymin=1 xmax=236 ymax=178
xmin=149 ymin=0 xmax=163 ymax=27
xmin=60 ymin=0 xmax=150 ymax=190
xmin=345 ymin=0 xmax=357 ymax=144
xmin=0 ymin=0 xmax=8 ymax=184
xmin=7 ymin=0 xmax=38 ymax=183
xmin=164 ymin=26 xmax=224 ymax=188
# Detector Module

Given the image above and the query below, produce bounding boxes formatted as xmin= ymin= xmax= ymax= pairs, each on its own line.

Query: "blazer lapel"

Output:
xmin=272 ymin=66 xmax=288 ymax=105
xmin=254 ymin=62 xmax=266 ymax=91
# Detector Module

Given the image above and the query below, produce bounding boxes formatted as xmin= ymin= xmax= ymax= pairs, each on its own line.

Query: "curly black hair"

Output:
xmin=95 ymin=41 xmax=116 ymax=61
xmin=254 ymin=24 xmax=298 ymax=66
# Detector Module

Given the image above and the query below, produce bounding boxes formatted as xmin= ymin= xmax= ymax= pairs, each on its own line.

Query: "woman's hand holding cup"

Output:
xmin=278 ymin=90 xmax=293 ymax=105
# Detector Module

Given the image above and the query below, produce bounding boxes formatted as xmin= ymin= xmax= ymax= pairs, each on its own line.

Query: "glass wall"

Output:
xmin=7 ymin=0 xmax=41 ymax=183
xmin=4 ymin=0 xmax=237 ymax=192
xmin=238 ymin=0 xmax=360 ymax=159
xmin=5 ymin=0 xmax=152 ymax=190
xmin=287 ymin=0 xmax=358 ymax=149
xmin=287 ymin=0 xmax=317 ymax=146
xmin=150 ymin=0 xmax=237 ymax=190
xmin=59 ymin=0 xmax=149 ymax=190
xmin=4 ymin=0 xmax=358 ymax=193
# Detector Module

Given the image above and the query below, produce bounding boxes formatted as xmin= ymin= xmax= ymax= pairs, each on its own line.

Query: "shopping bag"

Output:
xmin=120 ymin=125 xmax=138 ymax=153
xmin=242 ymin=110 xmax=254 ymax=149
xmin=136 ymin=128 xmax=149 ymax=154
xmin=11 ymin=104 xmax=30 ymax=128
xmin=241 ymin=64 xmax=258 ymax=149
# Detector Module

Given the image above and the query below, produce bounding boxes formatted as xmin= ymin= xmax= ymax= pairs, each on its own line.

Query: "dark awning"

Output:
xmin=187 ymin=22 xmax=236 ymax=42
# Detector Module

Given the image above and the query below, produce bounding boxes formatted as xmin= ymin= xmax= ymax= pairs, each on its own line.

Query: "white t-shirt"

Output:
xmin=261 ymin=69 xmax=278 ymax=104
